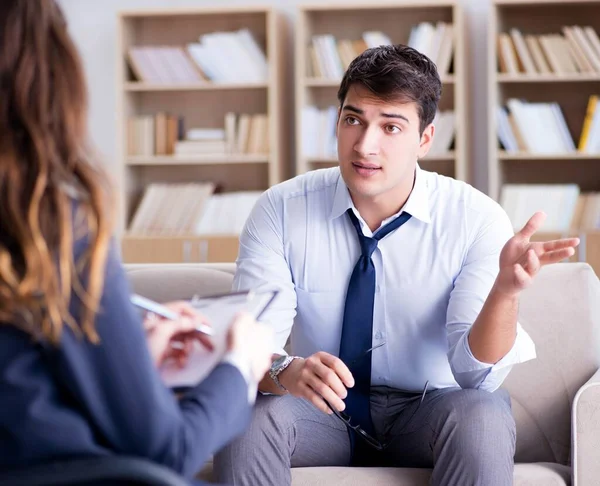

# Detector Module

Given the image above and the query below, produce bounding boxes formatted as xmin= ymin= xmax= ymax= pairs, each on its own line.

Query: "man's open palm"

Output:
xmin=496 ymin=212 xmax=580 ymax=296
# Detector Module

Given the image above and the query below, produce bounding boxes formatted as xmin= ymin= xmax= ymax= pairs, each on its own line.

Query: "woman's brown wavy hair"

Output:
xmin=0 ymin=0 xmax=114 ymax=343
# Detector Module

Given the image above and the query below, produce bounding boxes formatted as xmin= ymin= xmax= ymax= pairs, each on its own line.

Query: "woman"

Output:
xmin=0 ymin=1 xmax=272 ymax=483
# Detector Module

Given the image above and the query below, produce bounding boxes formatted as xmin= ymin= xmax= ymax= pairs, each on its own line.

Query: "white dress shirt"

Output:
xmin=234 ymin=165 xmax=536 ymax=393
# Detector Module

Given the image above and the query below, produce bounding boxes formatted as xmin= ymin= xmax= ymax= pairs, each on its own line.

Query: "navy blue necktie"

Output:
xmin=339 ymin=208 xmax=412 ymax=437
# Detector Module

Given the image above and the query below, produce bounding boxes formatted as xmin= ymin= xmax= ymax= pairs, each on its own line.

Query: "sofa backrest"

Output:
xmin=502 ymin=262 xmax=600 ymax=466
xmin=125 ymin=263 xmax=235 ymax=302
xmin=125 ymin=262 xmax=600 ymax=466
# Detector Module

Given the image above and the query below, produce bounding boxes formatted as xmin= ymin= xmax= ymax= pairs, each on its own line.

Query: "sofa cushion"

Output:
xmin=197 ymin=462 xmax=570 ymax=485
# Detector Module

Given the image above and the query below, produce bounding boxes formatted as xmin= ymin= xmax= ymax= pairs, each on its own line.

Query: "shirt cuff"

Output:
xmin=221 ymin=351 xmax=258 ymax=405
xmin=453 ymin=322 xmax=537 ymax=374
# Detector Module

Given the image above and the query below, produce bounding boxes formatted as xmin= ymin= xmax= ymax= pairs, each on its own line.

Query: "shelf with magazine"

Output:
xmin=295 ymin=2 xmax=467 ymax=182
xmin=117 ymin=7 xmax=286 ymax=263
xmin=489 ymin=0 xmax=600 ymax=276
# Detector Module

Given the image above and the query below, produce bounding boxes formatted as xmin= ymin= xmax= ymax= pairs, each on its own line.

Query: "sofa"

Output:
xmin=126 ymin=262 xmax=600 ymax=486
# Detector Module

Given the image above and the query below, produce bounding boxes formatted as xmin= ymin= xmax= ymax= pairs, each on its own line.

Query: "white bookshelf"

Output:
xmin=116 ymin=7 xmax=286 ymax=263
xmin=295 ymin=1 xmax=468 ymax=182
xmin=488 ymin=0 xmax=600 ymax=198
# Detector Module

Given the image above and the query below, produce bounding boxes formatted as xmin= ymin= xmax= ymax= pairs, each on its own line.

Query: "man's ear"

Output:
xmin=417 ymin=123 xmax=435 ymax=159
xmin=335 ymin=107 xmax=341 ymax=138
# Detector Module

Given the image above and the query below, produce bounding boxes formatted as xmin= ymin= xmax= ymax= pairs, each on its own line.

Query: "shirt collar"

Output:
xmin=329 ymin=164 xmax=432 ymax=224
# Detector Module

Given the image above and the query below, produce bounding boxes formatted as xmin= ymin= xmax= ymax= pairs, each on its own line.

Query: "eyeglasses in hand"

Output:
xmin=325 ymin=342 xmax=429 ymax=451
xmin=324 ymin=342 xmax=387 ymax=450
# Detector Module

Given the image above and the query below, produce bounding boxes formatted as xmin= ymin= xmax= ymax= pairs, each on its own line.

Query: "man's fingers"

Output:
xmin=300 ymin=383 xmax=335 ymax=414
xmin=540 ymin=238 xmax=580 ymax=252
xmin=517 ymin=212 xmax=546 ymax=240
xmin=513 ymin=263 xmax=530 ymax=288
xmin=539 ymin=247 xmax=576 ymax=265
xmin=306 ymin=375 xmax=346 ymax=412
xmin=308 ymin=360 xmax=348 ymax=399
xmin=319 ymin=352 xmax=355 ymax=388
xmin=523 ymin=248 xmax=540 ymax=275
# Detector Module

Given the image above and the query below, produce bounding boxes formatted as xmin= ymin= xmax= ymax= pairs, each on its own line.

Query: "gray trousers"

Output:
xmin=214 ymin=386 xmax=516 ymax=486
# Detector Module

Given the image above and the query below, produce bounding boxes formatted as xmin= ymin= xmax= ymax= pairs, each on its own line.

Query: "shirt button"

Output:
xmin=375 ymin=285 xmax=381 ymax=293
xmin=374 ymin=330 xmax=383 ymax=340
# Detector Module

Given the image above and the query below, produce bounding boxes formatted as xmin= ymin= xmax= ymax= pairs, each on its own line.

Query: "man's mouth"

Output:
xmin=352 ymin=161 xmax=382 ymax=174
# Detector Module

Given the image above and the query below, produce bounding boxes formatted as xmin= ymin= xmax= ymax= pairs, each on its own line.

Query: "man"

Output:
xmin=214 ymin=44 xmax=579 ymax=486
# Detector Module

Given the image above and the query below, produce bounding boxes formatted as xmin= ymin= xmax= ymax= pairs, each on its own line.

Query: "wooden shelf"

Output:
xmin=499 ymin=152 xmax=600 ymax=161
xmin=494 ymin=0 xmax=599 ymax=5
xmin=295 ymin=1 xmax=459 ymax=11
xmin=124 ymin=82 xmax=269 ymax=92
xmin=126 ymin=154 xmax=269 ymax=166
xmin=497 ymin=73 xmax=600 ymax=83
xmin=119 ymin=5 xmax=272 ymax=17
xmin=304 ymin=75 xmax=456 ymax=87
xmin=121 ymin=234 xmax=240 ymax=263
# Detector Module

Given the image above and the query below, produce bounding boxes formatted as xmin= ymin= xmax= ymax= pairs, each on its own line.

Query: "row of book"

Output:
xmin=301 ymin=106 xmax=455 ymax=159
xmin=127 ymin=28 xmax=268 ymax=84
xmin=497 ymin=96 xmax=600 ymax=154
xmin=308 ymin=23 xmax=454 ymax=79
xmin=498 ymin=26 xmax=600 ymax=75
xmin=127 ymin=113 xmax=269 ymax=157
xmin=501 ymin=184 xmax=600 ymax=233
xmin=129 ymin=182 xmax=262 ymax=235
xmin=497 ymin=99 xmax=574 ymax=154
xmin=407 ymin=22 xmax=454 ymax=76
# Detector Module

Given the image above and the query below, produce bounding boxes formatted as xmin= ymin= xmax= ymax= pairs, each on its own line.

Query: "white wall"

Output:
xmin=58 ymin=0 xmax=491 ymax=192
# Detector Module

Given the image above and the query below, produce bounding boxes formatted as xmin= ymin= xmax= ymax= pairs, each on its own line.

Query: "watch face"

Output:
xmin=272 ymin=356 xmax=288 ymax=370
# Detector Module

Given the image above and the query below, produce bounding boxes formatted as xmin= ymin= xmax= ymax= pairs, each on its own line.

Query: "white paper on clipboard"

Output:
xmin=159 ymin=289 xmax=278 ymax=388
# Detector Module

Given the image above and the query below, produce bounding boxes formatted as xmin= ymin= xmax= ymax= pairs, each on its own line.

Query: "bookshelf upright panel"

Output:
xmin=295 ymin=1 xmax=467 ymax=183
xmin=116 ymin=7 xmax=286 ymax=263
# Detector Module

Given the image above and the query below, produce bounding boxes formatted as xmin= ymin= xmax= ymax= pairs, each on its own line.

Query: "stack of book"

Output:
xmin=127 ymin=112 xmax=269 ymax=157
xmin=127 ymin=114 xmax=182 ymax=157
xmin=497 ymin=26 xmax=600 ymax=75
xmin=127 ymin=28 xmax=268 ymax=84
xmin=301 ymin=106 xmax=338 ymax=159
xmin=128 ymin=46 xmax=205 ymax=84
xmin=308 ymin=23 xmax=454 ymax=79
xmin=501 ymin=184 xmax=600 ymax=233
xmin=128 ymin=182 xmax=263 ymax=235
xmin=497 ymin=96 xmax=600 ymax=154
xmin=407 ymin=22 xmax=455 ymax=76
xmin=427 ymin=110 xmax=456 ymax=156
xmin=496 ymin=99 xmax=575 ymax=154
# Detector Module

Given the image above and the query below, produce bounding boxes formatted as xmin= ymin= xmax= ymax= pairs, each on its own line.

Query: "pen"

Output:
xmin=130 ymin=294 xmax=214 ymax=336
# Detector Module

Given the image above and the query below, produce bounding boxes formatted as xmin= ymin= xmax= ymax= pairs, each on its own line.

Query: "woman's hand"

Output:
xmin=144 ymin=301 xmax=213 ymax=368
xmin=226 ymin=312 xmax=273 ymax=382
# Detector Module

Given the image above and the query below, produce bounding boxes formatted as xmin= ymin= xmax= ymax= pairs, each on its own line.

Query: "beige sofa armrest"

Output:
xmin=572 ymin=368 xmax=600 ymax=486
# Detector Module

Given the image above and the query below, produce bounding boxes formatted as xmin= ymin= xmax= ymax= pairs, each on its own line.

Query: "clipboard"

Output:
xmin=189 ymin=289 xmax=278 ymax=328
xmin=159 ymin=289 xmax=278 ymax=389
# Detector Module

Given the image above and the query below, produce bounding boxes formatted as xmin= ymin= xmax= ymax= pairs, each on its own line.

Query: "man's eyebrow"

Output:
xmin=342 ymin=105 xmax=363 ymax=115
xmin=342 ymin=104 xmax=410 ymax=123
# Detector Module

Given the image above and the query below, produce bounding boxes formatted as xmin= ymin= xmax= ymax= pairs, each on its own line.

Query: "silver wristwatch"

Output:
xmin=269 ymin=355 xmax=299 ymax=391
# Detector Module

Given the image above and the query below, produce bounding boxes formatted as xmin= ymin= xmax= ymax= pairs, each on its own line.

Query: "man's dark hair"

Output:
xmin=337 ymin=44 xmax=442 ymax=135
